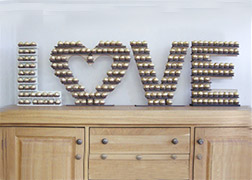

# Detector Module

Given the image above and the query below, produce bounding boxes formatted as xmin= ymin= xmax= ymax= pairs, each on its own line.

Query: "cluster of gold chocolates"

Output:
xmin=192 ymin=41 xmax=239 ymax=47
xmin=18 ymin=70 xmax=36 ymax=76
xmin=75 ymin=99 xmax=105 ymax=105
xmin=192 ymin=47 xmax=239 ymax=55
xmin=192 ymin=91 xmax=239 ymax=98
xmin=18 ymin=49 xmax=36 ymax=54
xmin=18 ymin=90 xmax=61 ymax=105
xmin=191 ymin=77 xmax=210 ymax=83
xmin=192 ymin=69 xmax=234 ymax=76
xmin=18 ymin=92 xmax=60 ymax=97
xmin=18 ymin=56 xmax=36 ymax=61
xmin=17 ymin=42 xmax=62 ymax=106
xmin=170 ymin=48 xmax=187 ymax=54
xmin=18 ymin=85 xmax=37 ymax=90
xmin=192 ymin=55 xmax=210 ymax=61
xmin=192 ymin=84 xmax=210 ymax=90
xmin=130 ymin=41 xmax=189 ymax=106
xmin=192 ymin=62 xmax=234 ymax=69
xmin=143 ymin=84 xmax=177 ymax=91
xmin=191 ymin=40 xmax=240 ymax=106
xmin=191 ymin=98 xmax=239 ymax=105
xmin=18 ymin=99 xmax=61 ymax=105
xmin=18 ymin=77 xmax=36 ymax=83
xmin=18 ymin=42 xmax=37 ymax=46
xmin=50 ymin=41 xmax=130 ymax=105
xmin=18 ymin=63 xmax=36 ymax=68
xmin=53 ymin=41 xmax=129 ymax=55
xmin=172 ymin=41 xmax=189 ymax=47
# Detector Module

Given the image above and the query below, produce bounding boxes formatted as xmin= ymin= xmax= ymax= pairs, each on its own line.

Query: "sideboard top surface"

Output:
xmin=0 ymin=105 xmax=251 ymax=127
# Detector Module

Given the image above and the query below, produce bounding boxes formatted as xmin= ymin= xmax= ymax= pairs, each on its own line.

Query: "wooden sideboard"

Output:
xmin=0 ymin=106 xmax=251 ymax=180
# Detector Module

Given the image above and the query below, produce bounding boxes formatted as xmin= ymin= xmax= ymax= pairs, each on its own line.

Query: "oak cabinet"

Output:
xmin=1 ymin=126 xmax=250 ymax=180
xmin=4 ymin=127 xmax=84 ymax=180
xmin=0 ymin=106 xmax=251 ymax=180
xmin=194 ymin=128 xmax=251 ymax=180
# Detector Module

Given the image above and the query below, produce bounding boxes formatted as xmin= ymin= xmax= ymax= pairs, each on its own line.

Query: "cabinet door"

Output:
xmin=5 ymin=127 xmax=84 ymax=180
xmin=194 ymin=128 xmax=251 ymax=180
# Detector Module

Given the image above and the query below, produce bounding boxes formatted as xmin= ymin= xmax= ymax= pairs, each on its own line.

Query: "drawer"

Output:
xmin=89 ymin=154 xmax=190 ymax=180
xmin=90 ymin=128 xmax=190 ymax=153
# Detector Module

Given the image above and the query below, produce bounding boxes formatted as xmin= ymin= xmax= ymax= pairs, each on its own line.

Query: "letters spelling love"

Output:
xmin=18 ymin=40 xmax=240 ymax=106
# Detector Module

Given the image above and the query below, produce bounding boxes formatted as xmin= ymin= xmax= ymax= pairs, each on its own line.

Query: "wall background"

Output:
xmin=0 ymin=0 xmax=251 ymax=107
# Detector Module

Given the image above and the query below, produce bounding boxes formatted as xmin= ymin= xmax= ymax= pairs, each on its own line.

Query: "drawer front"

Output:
xmin=89 ymin=154 xmax=190 ymax=180
xmin=90 ymin=128 xmax=190 ymax=153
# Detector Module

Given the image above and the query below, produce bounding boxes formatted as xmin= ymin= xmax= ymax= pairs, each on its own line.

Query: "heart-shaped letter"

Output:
xmin=49 ymin=41 xmax=130 ymax=105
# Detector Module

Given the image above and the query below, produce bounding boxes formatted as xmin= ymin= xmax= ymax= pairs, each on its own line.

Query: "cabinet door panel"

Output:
xmin=6 ymin=127 xmax=84 ymax=180
xmin=194 ymin=128 xmax=251 ymax=180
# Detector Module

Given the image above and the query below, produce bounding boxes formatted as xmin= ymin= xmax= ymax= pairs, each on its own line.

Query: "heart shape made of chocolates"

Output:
xmin=50 ymin=41 xmax=130 ymax=105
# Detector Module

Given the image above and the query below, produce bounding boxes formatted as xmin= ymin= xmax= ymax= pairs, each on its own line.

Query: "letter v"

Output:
xmin=130 ymin=41 xmax=189 ymax=106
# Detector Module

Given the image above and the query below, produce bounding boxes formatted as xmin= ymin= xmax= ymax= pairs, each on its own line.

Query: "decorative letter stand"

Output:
xmin=50 ymin=41 xmax=130 ymax=106
xmin=130 ymin=41 xmax=189 ymax=106
xmin=191 ymin=41 xmax=239 ymax=106
xmin=17 ymin=42 xmax=62 ymax=106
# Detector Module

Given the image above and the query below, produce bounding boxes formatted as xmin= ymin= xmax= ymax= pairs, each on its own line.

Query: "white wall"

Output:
xmin=0 ymin=0 xmax=251 ymax=106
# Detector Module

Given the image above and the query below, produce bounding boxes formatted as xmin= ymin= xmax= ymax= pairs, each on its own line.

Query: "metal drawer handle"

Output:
xmin=171 ymin=138 xmax=179 ymax=144
xmin=101 ymin=154 xmax=107 ymax=160
xmin=136 ymin=155 xmax=142 ymax=160
xmin=75 ymin=154 xmax=82 ymax=160
xmin=101 ymin=138 xmax=108 ymax=144
xmin=196 ymin=154 xmax=202 ymax=160
xmin=171 ymin=155 xmax=177 ymax=160
xmin=197 ymin=138 xmax=204 ymax=145
xmin=76 ymin=139 xmax=83 ymax=145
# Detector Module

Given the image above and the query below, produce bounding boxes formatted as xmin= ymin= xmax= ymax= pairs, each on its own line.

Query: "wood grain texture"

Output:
xmin=189 ymin=127 xmax=195 ymax=180
xmin=89 ymin=154 xmax=189 ymax=180
xmin=84 ymin=127 xmax=89 ymax=180
xmin=194 ymin=128 xmax=251 ymax=180
xmin=0 ymin=128 xmax=4 ymax=180
xmin=5 ymin=127 xmax=84 ymax=180
xmin=90 ymin=154 xmax=190 ymax=160
xmin=90 ymin=128 xmax=190 ymax=154
xmin=0 ymin=105 xmax=251 ymax=127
